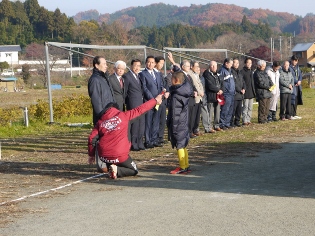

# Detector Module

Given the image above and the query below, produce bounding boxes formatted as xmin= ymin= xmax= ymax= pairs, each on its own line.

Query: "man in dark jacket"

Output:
xmin=289 ymin=55 xmax=303 ymax=119
xmin=219 ymin=58 xmax=235 ymax=130
xmin=231 ymin=58 xmax=245 ymax=127
xmin=203 ymin=61 xmax=224 ymax=132
xmin=240 ymin=58 xmax=255 ymax=125
xmin=253 ymin=60 xmax=274 ymax=124
xmin=88 ymin=56 xmax=115 ymax=126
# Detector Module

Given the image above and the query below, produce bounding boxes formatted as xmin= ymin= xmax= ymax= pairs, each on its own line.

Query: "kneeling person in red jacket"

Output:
xmin=88 ymin=95 xmax=163 ymax=179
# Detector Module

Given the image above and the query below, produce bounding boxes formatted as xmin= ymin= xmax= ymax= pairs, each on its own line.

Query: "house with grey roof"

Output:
xmin=291 ymin=42 xmax=315 ymax=68
xmin=0 ymin=45 xmax=22 ymax=65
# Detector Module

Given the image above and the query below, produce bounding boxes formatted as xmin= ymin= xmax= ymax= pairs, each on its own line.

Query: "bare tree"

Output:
xmin=25 ymin=43 xmax=69 ymax=87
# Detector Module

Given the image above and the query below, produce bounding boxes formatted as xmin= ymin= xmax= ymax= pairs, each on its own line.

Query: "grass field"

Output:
xmin=0 ymin=87 xmax=315 ymax=227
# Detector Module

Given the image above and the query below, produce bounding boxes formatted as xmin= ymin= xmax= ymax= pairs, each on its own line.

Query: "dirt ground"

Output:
xmin=0 ymin=126 xmax=283 ymax=226
xmin=1 ymin=133 xmax=315 ymax=235
xmin=1 ymin=88 xmax=315 ymax=234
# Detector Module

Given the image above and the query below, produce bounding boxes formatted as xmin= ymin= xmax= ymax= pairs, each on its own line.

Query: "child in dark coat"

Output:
xmin=167 ymin=71 xmax=193 ymax=174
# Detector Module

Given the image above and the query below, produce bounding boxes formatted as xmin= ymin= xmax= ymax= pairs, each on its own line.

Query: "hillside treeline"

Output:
xmin=0 ymin=0 xmax=75 ymax=46
xmin=0 ymin=0 xmax=272 ymax=50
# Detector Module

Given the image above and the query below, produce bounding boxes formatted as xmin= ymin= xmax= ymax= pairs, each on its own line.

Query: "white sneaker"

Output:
xmin=109 ymin=164 xmax=117 ymax=179
xmin=294 ymin=116 xmax=302 ymax=119
xmin=291 ymin=116 xmax=298 ymax=120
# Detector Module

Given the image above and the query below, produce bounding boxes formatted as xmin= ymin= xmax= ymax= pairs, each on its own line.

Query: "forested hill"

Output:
xmin=72 ymin=3 xmax=314 ymax=35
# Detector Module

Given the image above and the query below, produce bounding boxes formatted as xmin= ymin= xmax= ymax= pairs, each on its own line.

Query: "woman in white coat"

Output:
xmin=266 ymin=61 xmax=281 ymax=121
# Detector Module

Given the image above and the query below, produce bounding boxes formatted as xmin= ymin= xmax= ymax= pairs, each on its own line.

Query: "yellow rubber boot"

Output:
xmin=184 ymin=148 xmax=189 ymax=169
xmin=177 ymin=148 xmax=186 ymax=169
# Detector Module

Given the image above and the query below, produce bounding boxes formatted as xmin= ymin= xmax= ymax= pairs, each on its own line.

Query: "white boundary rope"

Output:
xmin=0 ymin=157 xmax=167 ymax=206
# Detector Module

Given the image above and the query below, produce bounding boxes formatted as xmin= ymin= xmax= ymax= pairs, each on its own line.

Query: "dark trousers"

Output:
xmin=145 ymin=108 xmax=160 ymax=145
xmin=158 ymin=99 xmax=167 ymax=142
xmin=188 ymin=103 xmax=195 ymax=134
xmin=291 ymin=95 xmax=298 ymax=117
xmin=220 ymin=95 xmax=234 ymax=128
xmin=192 ymin=102 xmax=201 ymax=133
xmin=258 ymin=98 xmax=270 ymax=123
xmin=280 ymin=93 xmax=291 ymax=119
xmin=105 ymin=155 xmax=138 ymax=178
xmin=130 ymin=114 xmax=145 ymax=149
xmin=231 ymin=99 xmax=242 ymax=125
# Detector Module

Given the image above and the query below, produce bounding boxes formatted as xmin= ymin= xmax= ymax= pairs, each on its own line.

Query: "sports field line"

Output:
xmin=0 ymin=158 xmax=159 ymax=206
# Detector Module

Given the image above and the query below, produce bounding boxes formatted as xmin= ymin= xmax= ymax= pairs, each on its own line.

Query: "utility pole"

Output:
xmin=279 ymin=36 xmax=282 ymax=61
xmin=77 ymin=48 xmax=80 ymax=76
xmin=69 ymin=51 xmax=73 ymax=78
xmin=270 ymin=38 xmax=273 ymax=62
xmin=69 ymin=41 xmax=72 ymax=78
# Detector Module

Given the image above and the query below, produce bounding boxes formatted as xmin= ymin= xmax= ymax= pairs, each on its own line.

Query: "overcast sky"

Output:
xmin=37 ymin=0 xmax=314 ymax=17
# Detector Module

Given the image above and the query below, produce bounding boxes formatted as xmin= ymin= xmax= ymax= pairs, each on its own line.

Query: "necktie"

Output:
xmin=119 ymin=77 xmax=123 ymax=89
xmin=151 ymin=71 xmax=156 ymax=82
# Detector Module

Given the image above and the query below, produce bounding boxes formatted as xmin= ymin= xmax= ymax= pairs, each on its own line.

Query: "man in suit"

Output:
xmin=108 ymin=60 xmax=126 ymax=111
xmin=123 ymin=59 xmax=146 ymax=151
xmin=154 ymin=56 xmax=170 ymax=146
xmin=139 ymin=56 xmax=164 ymax=148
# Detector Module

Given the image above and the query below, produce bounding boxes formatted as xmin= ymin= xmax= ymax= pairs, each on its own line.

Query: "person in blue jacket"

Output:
xmin=219 ymin=58 xmax=235 ymax=130
xmin=289 ymin=55 xmax=303 ymax=119
xmin=167 ymin=71 xmax=193 ymax=174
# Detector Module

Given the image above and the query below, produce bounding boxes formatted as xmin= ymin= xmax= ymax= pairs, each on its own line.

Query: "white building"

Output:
xmin=0 ymin=45 xmax=21 ymax=65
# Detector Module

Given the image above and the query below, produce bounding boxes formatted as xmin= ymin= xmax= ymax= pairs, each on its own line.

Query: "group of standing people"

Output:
xmin=253 ymin=55 xmax=303 ymax=123
xmin=87 ymin=54 xmax=304 ymax=179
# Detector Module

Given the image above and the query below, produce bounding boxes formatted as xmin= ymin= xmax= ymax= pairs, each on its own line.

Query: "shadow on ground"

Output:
xmin=1 ymin=136 xmax=314 ymax=199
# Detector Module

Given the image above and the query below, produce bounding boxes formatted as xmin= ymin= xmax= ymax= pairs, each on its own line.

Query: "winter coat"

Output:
xmin=289 ymin=64 xmax=303 ymax=105
xmin=203 ymin=69 xmax=224 ymax=103
xmin=240 ymin=67 xmax=256 ymax=99
xmin=219 ymin=66 xmax=235 ymax=96
xmin=167 ymin=80 xmax=193 ymax=149
xmin=279 ymin=69 xmax=294 ymax=94
xmin=188 ymin=70 xmax=204 ymax=103
xmin=231 ymin=67 xmax=245 ymax=101
xmin=253 ymin=69 xmax=273 ymax=101
xmin=88 ymin=68 xmax=115 ymax=125
xmin=88 ymin=99 xmax=156 ymax=163
xmin=266 ymin=67 xmax=280 ymax=111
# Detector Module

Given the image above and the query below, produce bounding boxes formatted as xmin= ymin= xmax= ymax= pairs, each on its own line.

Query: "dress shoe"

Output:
xmin=190 ymin=133 xmax=197 ymax=138
xmin=214 ymin=127 xmax=222 ymax=131
xmin=234 ymin=123 xmax=241 ymax=127
xmin=130 ymin=147 xmax=140 ymax=151
xmin=205 ymin=129 xmax=216 ymax=134
xmin=193 ymin=132 xmax=203 ymax=136
xmin=145 ymin=143 xmax=154 ymax=149
xmin=154 ymin=142 xmax=163 ymax=147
